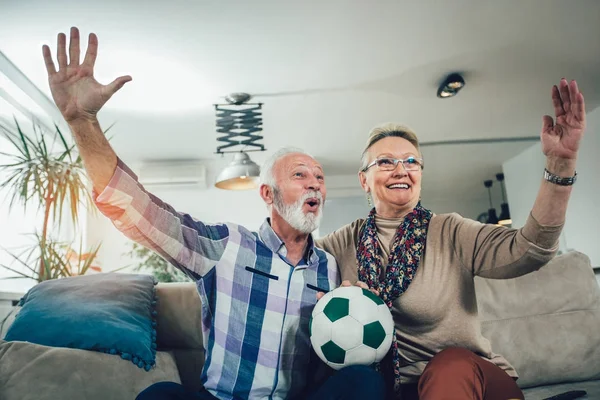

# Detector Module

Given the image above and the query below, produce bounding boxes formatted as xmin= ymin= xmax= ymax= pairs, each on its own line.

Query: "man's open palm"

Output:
xmin=42 ymin=27 xmax=131 ymax=123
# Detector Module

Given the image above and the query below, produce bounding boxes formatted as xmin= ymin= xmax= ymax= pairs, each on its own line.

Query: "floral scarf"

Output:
xmin=356 ymin=202 xmax=432 ymax=394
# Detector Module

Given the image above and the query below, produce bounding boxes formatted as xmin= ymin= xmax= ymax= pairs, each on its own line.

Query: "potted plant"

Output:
xmin=126 ymin=242 xmax=189 ymax=283
xmin=0 ymin=118 xmax=101 ymax=282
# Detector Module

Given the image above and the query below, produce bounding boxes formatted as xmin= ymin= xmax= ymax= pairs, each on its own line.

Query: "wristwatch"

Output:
xmin=543 ymin=168 xmax=577 ymax=186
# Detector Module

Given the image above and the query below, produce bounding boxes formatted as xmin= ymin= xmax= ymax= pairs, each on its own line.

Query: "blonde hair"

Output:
xmin=360 ymin=123 xmax=421 ymax=171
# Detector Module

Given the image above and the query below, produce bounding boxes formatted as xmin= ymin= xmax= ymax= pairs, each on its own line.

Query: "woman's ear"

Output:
xmin=358 ymin=171 xmax=370 ymax=193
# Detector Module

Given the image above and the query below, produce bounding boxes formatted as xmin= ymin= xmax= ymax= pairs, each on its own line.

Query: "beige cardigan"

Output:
xmin=315 ymin=212 xmax=562 ymax=383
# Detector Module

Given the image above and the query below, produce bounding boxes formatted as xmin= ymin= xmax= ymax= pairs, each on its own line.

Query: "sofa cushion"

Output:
xmin=0 ymin=340 xmax=180 ymax=400
xmin=3 ymin=273 xmax=158 ymax=370
xmin=475 ymin=251 xmax=600 ymax=388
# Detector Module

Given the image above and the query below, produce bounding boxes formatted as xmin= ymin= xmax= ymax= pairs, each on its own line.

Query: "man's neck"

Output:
xmin=270 ymin=214 xmax=310 ymax=266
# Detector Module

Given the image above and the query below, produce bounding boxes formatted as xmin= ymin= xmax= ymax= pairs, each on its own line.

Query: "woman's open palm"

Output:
xmin=541 ymin=79 xmax=586 ymax=160
xmin=42 ymin=27 xmax=131 ymax=123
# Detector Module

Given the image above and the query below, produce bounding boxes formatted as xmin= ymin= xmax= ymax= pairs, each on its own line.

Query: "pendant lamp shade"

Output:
xmin=215 ymin=152 xmax=260 ymax=190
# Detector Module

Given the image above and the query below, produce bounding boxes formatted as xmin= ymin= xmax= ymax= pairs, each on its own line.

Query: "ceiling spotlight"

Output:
xmin=437 ymin=73 xmax=465 ymax=98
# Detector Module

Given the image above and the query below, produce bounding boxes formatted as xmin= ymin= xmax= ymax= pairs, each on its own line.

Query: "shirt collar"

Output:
xmin=259 ymin=218 xmax=318 ymax=264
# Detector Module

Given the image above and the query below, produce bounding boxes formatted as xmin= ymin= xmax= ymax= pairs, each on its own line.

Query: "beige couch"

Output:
xmin=1 ymin=251 xmax=599 ymax=400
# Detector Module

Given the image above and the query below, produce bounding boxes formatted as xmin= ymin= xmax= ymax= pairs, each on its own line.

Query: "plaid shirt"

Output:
xmin=94 ymin=159 xmax=340 ymax=400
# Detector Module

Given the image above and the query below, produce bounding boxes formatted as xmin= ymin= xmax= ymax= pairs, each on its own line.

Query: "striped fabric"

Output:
xmin=94 ymin=159 xmax=340 ymax=400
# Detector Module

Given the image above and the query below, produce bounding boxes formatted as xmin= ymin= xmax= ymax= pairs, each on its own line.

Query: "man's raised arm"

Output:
xmin=42 ymin=27 xmax=131 ymax=193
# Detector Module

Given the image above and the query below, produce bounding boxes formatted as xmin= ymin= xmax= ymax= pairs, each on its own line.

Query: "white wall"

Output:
xmin=318 ymin=191 xmax=499 ymax=236
xmin=503 ymin=108 xmax=600 ymax=272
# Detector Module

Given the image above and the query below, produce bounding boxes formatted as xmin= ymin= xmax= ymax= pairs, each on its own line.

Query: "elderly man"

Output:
xmin=42 ymin=27 xmax=384 ymax=400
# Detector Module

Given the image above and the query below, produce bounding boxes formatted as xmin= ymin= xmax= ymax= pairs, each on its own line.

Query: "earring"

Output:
xmin=366 ymin=193 xmax=373 ymax=208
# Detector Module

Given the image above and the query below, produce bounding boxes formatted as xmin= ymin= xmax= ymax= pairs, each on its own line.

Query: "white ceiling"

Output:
xmin=1 ymin=0 xmax=599 ymax=203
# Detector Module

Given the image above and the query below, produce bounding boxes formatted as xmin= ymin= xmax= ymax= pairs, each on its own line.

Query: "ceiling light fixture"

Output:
xmin=215 ymin=152 xmax=261 ymax=190
xmin=437 ymin=73 xmax=465 ymax=98
xmin=214 ymin=92 xmax=265 ymax=190
xmin=496 ymin=172 xmax=512 ymax=226
xmin=484 ymin=179 xmax=499 ymax=225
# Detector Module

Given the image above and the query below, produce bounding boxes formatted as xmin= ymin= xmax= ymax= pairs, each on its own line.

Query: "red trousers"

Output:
xmin=399 ymin=348 xmax=524 ymax=400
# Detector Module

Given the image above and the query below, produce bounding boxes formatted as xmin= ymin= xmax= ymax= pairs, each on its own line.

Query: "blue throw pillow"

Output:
xmin=4 ymin=273 xmax=158 ymax=371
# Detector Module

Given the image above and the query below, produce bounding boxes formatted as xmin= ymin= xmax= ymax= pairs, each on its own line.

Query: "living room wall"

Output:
xmin=503 ymin=107 xmax=600 ymax=284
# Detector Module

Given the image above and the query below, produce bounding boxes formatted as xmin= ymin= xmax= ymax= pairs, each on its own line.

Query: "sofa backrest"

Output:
xmin=474 ymin=251 xmax=600 ymax=388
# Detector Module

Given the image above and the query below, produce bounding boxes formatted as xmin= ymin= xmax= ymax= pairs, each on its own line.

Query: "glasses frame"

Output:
xmin=362 ymin=156 xmax=424 ymax=173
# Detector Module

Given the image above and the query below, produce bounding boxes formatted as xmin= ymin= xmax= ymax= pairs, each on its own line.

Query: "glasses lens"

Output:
xmin=375 ymin=158 xmax=396 ymax=171
xmin=403 ymin=157 xmax=421 ymax=171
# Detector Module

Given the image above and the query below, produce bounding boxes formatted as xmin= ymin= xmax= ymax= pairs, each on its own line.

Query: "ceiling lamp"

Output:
xmin=214 ymin=92 xmax=266 ymax=190
xmin=437 ymin=73 xmax=465 ymax=98
xmin=484 ymin=180 xmax=499 ymax=225
xmin=215 ymin=152 xmax=261 ymax=190
xmin=496 ymin=172 xmax=512 ymax=226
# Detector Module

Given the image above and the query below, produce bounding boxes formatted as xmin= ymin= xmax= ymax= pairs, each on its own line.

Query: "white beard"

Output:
xmin=273 ymin=189 xmax=323 ymax=234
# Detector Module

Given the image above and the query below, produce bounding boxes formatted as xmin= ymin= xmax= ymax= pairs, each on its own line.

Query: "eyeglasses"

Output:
xmin=362 ymin=156 xmax=424 ymax=172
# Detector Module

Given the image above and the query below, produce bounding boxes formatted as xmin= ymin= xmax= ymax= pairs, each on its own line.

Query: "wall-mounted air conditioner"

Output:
xmin=138 ymin=160 xmax=207 ymax=189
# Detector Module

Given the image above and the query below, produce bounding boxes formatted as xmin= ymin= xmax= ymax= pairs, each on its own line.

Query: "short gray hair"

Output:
xmin=360 ymin=123 xmax=421 ymax=171
xmin=259 ymin=147 xmax=310 ymax=189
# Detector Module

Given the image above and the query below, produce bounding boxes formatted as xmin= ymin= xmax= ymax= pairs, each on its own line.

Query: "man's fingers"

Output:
xmin=340 ymin=280 xmax=352 ymax=287
xmin=83 ymin=33 xmax=99 ymax=68
xmin=69 ymin=27 xmax=80 ymax=66
xmin=316 ymin=292 xmax=324 ymax=301
xmin=57 ymin=33 xmax=68 ymax=70
xmin=42 ymin=45 xmax=56 ymax=75
xmin=106 ymin=75 xmax=132 ymax=96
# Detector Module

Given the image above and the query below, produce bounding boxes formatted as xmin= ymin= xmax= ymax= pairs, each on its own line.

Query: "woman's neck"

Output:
xmin=375 ymin=200 xmax=418 ymax=219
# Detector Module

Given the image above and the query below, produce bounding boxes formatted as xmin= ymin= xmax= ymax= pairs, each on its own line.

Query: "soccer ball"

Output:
xmin=310 ymin=285 xmax=394 ymax=369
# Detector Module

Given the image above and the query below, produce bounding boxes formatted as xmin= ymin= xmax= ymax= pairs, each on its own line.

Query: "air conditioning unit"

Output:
xmin=138 ymin=160 xmax=207 ymax=189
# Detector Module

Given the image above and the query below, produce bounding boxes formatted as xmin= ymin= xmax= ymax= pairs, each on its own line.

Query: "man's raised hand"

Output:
xmin=42 ymin=27 xmax=132 ymax=123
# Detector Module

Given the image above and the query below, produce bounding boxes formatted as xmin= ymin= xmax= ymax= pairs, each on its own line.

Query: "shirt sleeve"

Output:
xmin=450 ymin=212 xmax=563 ymax=278
xmin=93 ymin=158 xmax=229 ymax=278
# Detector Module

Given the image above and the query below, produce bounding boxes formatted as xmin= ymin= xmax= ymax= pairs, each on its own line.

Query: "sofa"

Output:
xmin=0 ymin=250 xmax=599 ymax=400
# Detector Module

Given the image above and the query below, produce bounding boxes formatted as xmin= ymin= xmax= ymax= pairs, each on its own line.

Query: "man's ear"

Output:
xmin=358 ymin=171 xmax=370 ymax=193
xmin=260 ymin=184 xmax=273 ymax=205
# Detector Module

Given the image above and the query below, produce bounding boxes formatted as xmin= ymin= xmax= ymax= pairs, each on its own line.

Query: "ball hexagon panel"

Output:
xmin=330 ymin=286 xmax=362 ymax=300
xmin=363 ymin=321 xmax=386 ymax=349
xmin=310 ymin=312 xmax=333 ymax=348
xmin=323 ymin=297 xmax=350 ymax=323
xmin=345 ymin=344 xmax=377 ymax=366
xmin=348 ymin=294 xmax=380 ymax=325
xmin=377 ymin=304 xmax=395 ymax=334
xmin=331 ymin=316 xmax=363 ymax=350
xmin=376 ymin=333 xmax=394 ymax=362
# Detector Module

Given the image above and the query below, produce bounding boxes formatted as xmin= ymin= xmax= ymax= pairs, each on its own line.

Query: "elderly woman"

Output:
xmin=316 ymin=78 xmax=586 ymax=400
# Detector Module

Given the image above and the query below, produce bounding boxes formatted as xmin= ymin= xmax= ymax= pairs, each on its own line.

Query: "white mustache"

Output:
xmin=300 ymin=191 xmax=323 ymax=204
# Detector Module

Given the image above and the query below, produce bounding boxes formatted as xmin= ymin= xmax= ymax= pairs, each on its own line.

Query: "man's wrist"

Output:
xmin=68 ymin=117 xmax=101 ymax=134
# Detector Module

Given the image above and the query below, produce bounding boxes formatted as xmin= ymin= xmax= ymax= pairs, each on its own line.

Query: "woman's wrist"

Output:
xmin=545 ymin=156 xmax=577 ymax=177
